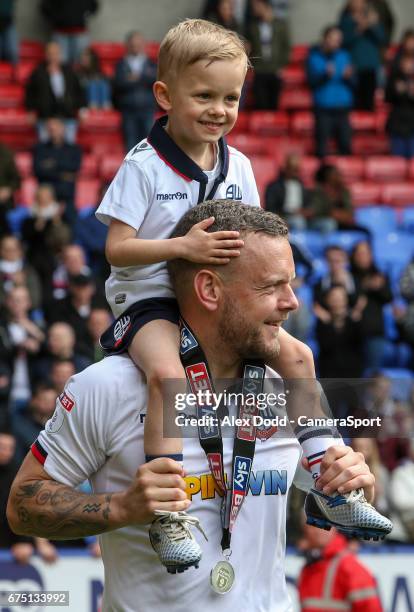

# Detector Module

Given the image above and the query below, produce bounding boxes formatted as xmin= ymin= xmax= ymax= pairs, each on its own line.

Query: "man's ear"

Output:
xmin=153 ymin=80 xmax=172 ymax=111
xmin=193 ymin=270 xmax=222 ymax=312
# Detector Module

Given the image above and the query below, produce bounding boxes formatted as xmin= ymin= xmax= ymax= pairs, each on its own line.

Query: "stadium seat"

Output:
xmin=100 ymin=154 xmax=124 ymax=182
xmin=349 ymin=182 xmax=382 ymax=206
xmin=373 ymin=232 xmax=414 ymax=280
xmin=375 ymin=109 xmax=388 ymax=133
xmin=101 ymin=61 xmax=116 ymax=78
xmin=0 ymin=109 xmax=36 ymax=150
xmin=6 ymin=205 xmax=30 ymax=235
xmin=325 ymin=230 xmax=368 ymax=251
xmin=400 ymin=206 xmax=414 ymax=232
xmin=365 ymin=156 xmax=408 ymax=183
xmin=14 ymin=61 xmax=38 ymax=84
xmin=231 ymin=111 xmax=250 ymax=134
xmin=290 ymin=111 xmax=314 ymax=136
xmin=289 ymin=230 xmax=326 ymax=258
xmin=271 ymin=136 xmax=312 ymax=160
xmin=77 ymin=110 xmax=123 ymax=152
xmin=227 ymin=133 xmax=270 ymax=157
xmin=289 ymin=45 xmax=309 ymax=65
xmin=300 ymin=156 xmax=319 ymax=187
xmin=15 ymin=151 xmax=33 ymax=178
xmin=75 ymin=178 xmax=101 ymax=210
xmin=279 ymin=88 xmax=312 ymax=111
xmin=79 ymin=153 xmax=99 ymax=179
xmin=350 ymin=111 xmax=377 ymax=132
xmin=280 ymin=65 xmax=306 ymax=88
xmin=90 ymin=41 xmax=125 ymax=62
xmin=381 ymin=183 xmax=414 ymax=207
xmin=352 ymin=134 xmax=389 ymax=155
xmin=20 ymin=40 xmax=44 ymax=62
xmin=378 ymin=368 xmax=413 ymax=402
xmin=249 ymin=111 xmax=289 ymax=135
xmin=16 ymin=176 xmax=38 ymax=206
xmin=325 ymin=156 xmax=364 ymax=183
xmin=249 ymin=156 xmax=277 ymax=202
xmin=79 ymin=109 xmax=122 ymax=132
xmin=145 ymin=41 xmax=160 ymax=63
xmin=0 ymin=61 xmax=13 ymax=83
xmin=355 ymin=206 xmax=397 ymax=235
xmin=0 ymin=84 xmax=24 ymax=108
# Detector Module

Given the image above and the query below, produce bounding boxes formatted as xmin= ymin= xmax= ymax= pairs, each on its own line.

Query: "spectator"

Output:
xmin=385 ymin=53 xmax=414 ymax=159
xmin=21 ymin=184 xmax=71 ymax=304
xmin=314 ymin=245 xmax=361 ymax=310
xmin=34 ymin=322 xmax=91 ymax=382
xmin=87 ymin=307 xmax=112 ymax=363
xmin=391 ymin=28 xmax=414 ymax=71
xmin=204 ymin=0 xmax=243 ymax=35
xmin=202 ymin=0 xmax=249 ymax=31
xmin=0 ymin=235 xmax=42 ymax=310
xmin=40 ymin=0 xmax=99 ymax=65
xmin=12 ymin=382 xmax=56 ymax=457
xmin=45 ymin=270 xmax=106 ymax=359
xmin=282 ymin=275 xmax=313 ymax=343
xmin=308 ymin=164 xmax=369 ymax=235
xmin=307 ymin=25 xmax=353 ymax=158
xmin=370 ymin=0 xmax=394 ymax=47
xmin=33 ymin=117 xmax=82 ymax=226
xmin=247 ymin=0 xmax=290 ymax=110
xmin=389 ymin=441 xmax=414 ymax=541
xmin=0 ymin=141 xmax=20 ymax=237
xmin=264 ymin=153 xmax=310 ymax=230
xmin=49 ymin=358 xmax=75 ymax=395
xmin=315 ymin=284 xmax=364 ymax=379
xmin=350 ymin=240 xmax=393 ymax=369
xmin=394 ymin=257 xmax=414 ymax=359
xmin=25 ymin=41 xmax=85 ymax=143
xmin=76 ymin=47 xmax=112 ymax=109
xmin=339 ymin=0 xmax=386 ymax=110
xmin=0 ymin=0 xmax=18 ymax=64
xmin=0 ymin=431 xmax=34 ymax=563
xmin=52 ymin=243 xmax=90 ymax=300
xmin=1 ymin=286 xmax=45 ymax=412
xmin=113 ymin=31 xmax=157 ymax=152
xmin=351 ymin=437 xmax=390 ymax=515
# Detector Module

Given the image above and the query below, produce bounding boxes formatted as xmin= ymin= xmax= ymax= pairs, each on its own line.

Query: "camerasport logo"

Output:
xmin=58 ymin=389 xmax=75 ymax=412
xmin=229 ymin=456 xmax=252 ymax=530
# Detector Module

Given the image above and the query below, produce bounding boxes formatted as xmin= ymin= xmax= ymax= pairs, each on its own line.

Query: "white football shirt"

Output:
xmin=33 ymin=355 xmax=306 ymax=612
xmin=96 ymin=116 xmax=261 ymax=316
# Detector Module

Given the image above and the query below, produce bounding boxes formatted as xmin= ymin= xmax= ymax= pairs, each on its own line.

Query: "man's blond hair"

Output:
xmin=157 ymin=18 xmax=249 ymax=82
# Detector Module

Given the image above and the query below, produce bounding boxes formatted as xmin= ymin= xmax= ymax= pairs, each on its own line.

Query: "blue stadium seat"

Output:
xmin=383 ymin=304 xmax=399 ymax=341
xmin=290 ymin=230 xmax=325 ymax=258
xmin=379 ymin=368 xmax=413 ymax=402
xmin=400 ymin=206 xmax=414 ymax=232
xmin=325 ymin=230 xmax=367 ymax=252
xmin=355 ymin=206 xmax=397 ymax=237
xmin=373 ymin=232 xmax=414 ymax=278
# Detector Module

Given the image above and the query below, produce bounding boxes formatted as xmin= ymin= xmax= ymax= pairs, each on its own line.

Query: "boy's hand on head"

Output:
xmin=181 ymin=216 xmax=244 ymax=265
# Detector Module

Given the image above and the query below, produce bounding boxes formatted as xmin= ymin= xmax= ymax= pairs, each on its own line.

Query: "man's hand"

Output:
xmin=115 ymin=458 xmax=190 ymax=526
xmin=180 ymin=217 xmax=244 ymax=265
xmin=302 ymin=445 xmax=375 ymax=502
xmin=10 ymin=542 xmax=34 ymax=564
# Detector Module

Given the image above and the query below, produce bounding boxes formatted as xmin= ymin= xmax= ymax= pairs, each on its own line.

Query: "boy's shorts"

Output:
xmin=100 ymin=297 xmax=180 ymax=355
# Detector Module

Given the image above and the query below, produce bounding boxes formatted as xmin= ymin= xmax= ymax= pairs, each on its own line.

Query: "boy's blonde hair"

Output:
xmin=157 ymin=18 xmax=249 ymax=82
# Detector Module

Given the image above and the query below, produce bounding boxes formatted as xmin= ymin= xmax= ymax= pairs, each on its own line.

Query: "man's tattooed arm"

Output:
xmin=8 ymin=479 xmax=120 ymax=539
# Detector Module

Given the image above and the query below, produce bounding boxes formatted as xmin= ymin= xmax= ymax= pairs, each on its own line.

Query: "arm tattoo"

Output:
xmin=13 ymin=480 xmax=115 ymax=539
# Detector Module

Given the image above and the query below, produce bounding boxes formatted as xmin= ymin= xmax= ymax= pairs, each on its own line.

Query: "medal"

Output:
xmin=210 ymin=560 xmax=235 ymax=595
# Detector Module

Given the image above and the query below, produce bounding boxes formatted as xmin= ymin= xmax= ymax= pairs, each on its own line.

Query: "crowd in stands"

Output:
xmin=0 ymin=0 xmax=414 ymax=562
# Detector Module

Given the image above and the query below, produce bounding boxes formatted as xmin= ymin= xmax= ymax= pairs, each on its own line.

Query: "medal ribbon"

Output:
xmin=179 ymin=318 xmax=265 ymax=552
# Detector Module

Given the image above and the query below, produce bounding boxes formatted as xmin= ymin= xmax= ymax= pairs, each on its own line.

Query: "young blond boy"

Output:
xmin=96 ymin=19 xmax=391 ymax=573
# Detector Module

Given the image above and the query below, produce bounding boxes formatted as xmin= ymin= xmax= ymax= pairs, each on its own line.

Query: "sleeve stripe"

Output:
xmin=31 ymin=440 xmax=48 ymax=465
xmin=348 ymin=587 xmax=379 ymax=602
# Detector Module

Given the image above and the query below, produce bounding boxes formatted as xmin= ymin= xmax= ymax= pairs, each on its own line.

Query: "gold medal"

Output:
xmin=210 ymin=560 xmax=235 ymax=595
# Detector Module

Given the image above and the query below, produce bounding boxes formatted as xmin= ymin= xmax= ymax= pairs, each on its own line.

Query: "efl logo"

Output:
xmin=207 ymin=452 xmax=226 ymax=494
xmin=233 ymin=456 xmax=252 ymax=492
xmin=180 ymin=324 xmax=198 ymax=355
xmin=225 ymin=184 xmax=242 ymax=200
xmin=58 ymin=391 xmax=75 ymax=412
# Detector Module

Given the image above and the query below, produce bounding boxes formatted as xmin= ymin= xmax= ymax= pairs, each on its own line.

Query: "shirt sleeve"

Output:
xmin=242 ymin=158 xmax=261 ymax=208
xmin=32 ymin=369 xmax=111 ymax=487
xmin=95 ymin=159 xmax=152 ymax=231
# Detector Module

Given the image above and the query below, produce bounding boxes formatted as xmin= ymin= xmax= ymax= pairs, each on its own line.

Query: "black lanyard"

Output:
xmin=179 ymin=318 xmax=265 ymax=552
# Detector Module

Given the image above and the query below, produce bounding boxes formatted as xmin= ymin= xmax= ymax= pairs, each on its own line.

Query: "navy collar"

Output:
xmin=147 ymin=115 xmax=229 ymax=185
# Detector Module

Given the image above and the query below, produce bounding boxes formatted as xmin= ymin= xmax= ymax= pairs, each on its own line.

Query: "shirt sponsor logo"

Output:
xmin=58 ymin=390 xmax=75 ymax=412
xmin=185 ymin=470 xmax=288 ymax=501
xmin=180 ymin=324 xmax=198 ymax=355
xmin=156 ymin=192 xmax=188 ymax=201
xmin=225 ymin=184 xmax=242 ymax=200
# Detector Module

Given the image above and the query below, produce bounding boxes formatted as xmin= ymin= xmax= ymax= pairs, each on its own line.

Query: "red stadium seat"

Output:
xmin=0 ymin=109 xmax=36 ymax=150
xmin=227 ymin=133 xmax=267 ymax=157
xmin=90 ymin=41 xmax=125 ymax=62
xmin=75 ymin=178 xmax=101 ymax=210
xmin=15 ymin=61 xmax=38 ymax=84
xmin=365 ymin=156 xmax=408 ymax=183
xmin=279 ymin=88 xmax=312 ymax=111
xmin=326 ymin=156 xmax=364 ymax=183
xmin=272 ymin=135 xmax=313 ymax=160
xmin=0 ymin=62 xmax=13 ymax=83
xmin=250 ymin=156 xmax=278 ymax=203
xmin=231 ymin=111 xmax=250 ymax=134
xmin=300 ymin=156 xmax=319 ymax=187
xmin=16 ymin=176 xmax=38 ymax=206
xmin=0 ymin=84 xmax=24 ymax=108
xmin=382 ymin=183 xmax=414 ymax=207
xmin=20 ymin=40 xmax=44 ymax=62
xmin=375 ymin=109 xmax=388 ymax=133
xmin=350 ymin=111 xmax=376 ymax=132
xmin=290 ymin=111 xmax=314 ymax=135
xmin=79 ymin=153 xmax=99 ymax=178
xmin=101 ymin=61 xmax=116 ymax=78
xmin=79 ymin=109 xmax=122 ymax=132
xmin=145 ymin=41 xmax=160 ymax=63
xmin=408 ymin=160 xmax=414 ymax=181
xmin=290 ymin=45 xmax=309 ymax=65
xmin=352 ymin=134 xmax=389 ymax=155
xmin=15 ymin=152 xmax=33 ymax=178
xmin=249 ymin=111 xmax=289 ymax=135
xmin=100 ymin=154 xmax=124 ymax=182
xmin=349 ymin=182 xmax=382 ymax=206
xmin=280 ymin=66 xmax=306 ymax=88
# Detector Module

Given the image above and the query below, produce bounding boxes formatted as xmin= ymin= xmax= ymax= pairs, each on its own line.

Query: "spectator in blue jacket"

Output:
xmin=307 ymin=25 xmax=353 ymax=158
xmin=113 ymin=31 xmax=157 ymax=152
xmin=339 ymin=0 xmax=386 ymax=110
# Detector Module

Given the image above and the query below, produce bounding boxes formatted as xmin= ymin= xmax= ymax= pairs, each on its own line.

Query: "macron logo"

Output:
xmin=156 ymin=192 xmax=188 ymax=201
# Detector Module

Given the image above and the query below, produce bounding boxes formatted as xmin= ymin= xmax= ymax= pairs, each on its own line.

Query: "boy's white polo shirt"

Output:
xmin=32 ymin=355 xmax=302 ymax=612
xmin=96 ymin=116 xmax=261 ymax=316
